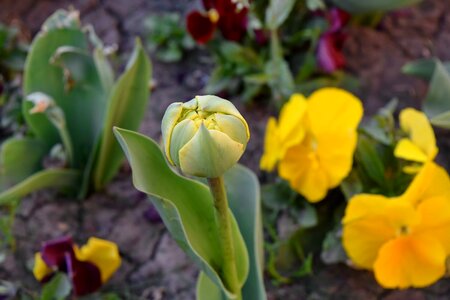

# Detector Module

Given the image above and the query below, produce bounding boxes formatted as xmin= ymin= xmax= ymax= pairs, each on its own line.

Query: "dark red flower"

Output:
xmin=65 ymin=253 xmax=102 ymax=296
xmin=187 ymin=0 xmax=249 ymax=44
xmin=326 ymin=8 xmax=350 ymax=33
xmin=40 ymin=236 xmax=75 ymax=272
xmin=35 ymin=236 xmax=120 ymax=297
xmin=316 ymin=32 xmax=346 ymax=73
xmin=187 ymin=11 xmax=218 ymax=44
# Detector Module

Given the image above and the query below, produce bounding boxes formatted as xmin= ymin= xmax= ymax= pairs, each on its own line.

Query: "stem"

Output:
xmin=207 ymin=176 xmax=241 ymax=300
xmin=48 ymin=108 xmax=74 ymax=167
xmin=58 ymin=124 xmax=74 ymax=167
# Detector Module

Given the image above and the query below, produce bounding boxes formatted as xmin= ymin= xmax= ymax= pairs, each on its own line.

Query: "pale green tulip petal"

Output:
xmin=183 ymin=98 xmax=198 ymax=110
xmin=196 ymin=95 xmax=241 ymax=116
xmin=215 ymin=114 xmax=249 ymax=146
xmin=170 ymin=119 xmax=198 ymax=166
xmin=161 ymin=102 xmax=183 ymax=163
xmin=196 ymin=95 xmax=250 ymax=137
xmin=179 ymin=124 xmax=244 ymax=178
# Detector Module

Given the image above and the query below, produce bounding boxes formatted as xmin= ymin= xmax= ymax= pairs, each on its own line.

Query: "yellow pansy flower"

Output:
xmin=343 ymin=162 xmax=450 ymax=288
xmin=260 ymin=94 xmax=308 ymax=171
xmin=75 ymin=237 xmax=121 ymax=283
xmin=277 ymin=88 xmax=363 ymax=202
xmin=394 ymin=108 xmax=438 ymax=172
xmin=33 ymin=236 xmax=121 ymax=296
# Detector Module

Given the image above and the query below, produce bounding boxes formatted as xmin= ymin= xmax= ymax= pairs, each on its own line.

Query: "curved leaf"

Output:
xmin=23 ymin=23 xmax=88 ymax=145
xmin=430 ymin=111 xmax=450 ymax=129
xmin=332 ymin=0 xmax=422 ymax=13
xmin=224 ymin=165 xmax=267 ymax=300
xmin=197 ymin=272 xmax=226 ymax=300
xmin=0 ymin=137 xmax=48 ymax=190
xmin=0 ymin=169 xmax=80 ymax=205
xmin=113 ymin=128 xmax=248 ymax=298
xmin=423 ymin=60 xmax=450 ymax=118
xmin=24 ymin=10 xmax=106 ymax=170
xmin=93 ymin=39 xmax=151 ymax=190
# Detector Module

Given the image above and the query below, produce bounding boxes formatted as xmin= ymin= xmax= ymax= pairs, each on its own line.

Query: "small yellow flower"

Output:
xmin=343 ymin=162 xmax=450 ymax=288
xmin=260 ymin=94 xmax=307 ymax=171
xmin=261 ymin=88 xmax=363 ymax=202
xmin=394 ymin=108 xmax=438 ymax=172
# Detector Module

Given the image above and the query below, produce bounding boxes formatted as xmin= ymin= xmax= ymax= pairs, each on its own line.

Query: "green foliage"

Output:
xmin=0 ymin=9 xmax=151 ymax=203
xmin=144 ymin=13 xmax=195 ymax=63
xmin=332 ymin=0 xmax=422 ymax=13
xmin=403 ymin=58 xmax=450 ymax=129
xmin=114 ymin=128 xmax=266 ymax=299
xmin=0 ymin=23 xmax=28 ymax=134
xmin=40 ymin=273 xmax=71 ymax=300
xmin=202 ymin=0 xmax=359 ymax=106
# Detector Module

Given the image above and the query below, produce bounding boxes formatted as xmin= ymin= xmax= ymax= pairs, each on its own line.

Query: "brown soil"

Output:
xmin=1 ymin=0 xmax=450 ymax=299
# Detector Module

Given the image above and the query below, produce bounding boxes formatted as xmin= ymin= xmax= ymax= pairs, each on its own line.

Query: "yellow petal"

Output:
xmin=77 ymin=237 xmax=121 ymax=283
xmin=374 ymin=234 xmax=446 ymax=288
xmin=399 ymin=108 xmax=438 ymax=160
xmin=394 ymin=138 xmax=429 ymax=163
xmin=342 ymin=195 xmax=396 ymax=269
xmin=316 ymin=131 xmax=358 ymax=187
xmin=278 ymin=142 xmax=329 ymax=202
xmin=277 ymin=94 xmax=307 ymax=148
xmin=33 ymin=252 xmax=53 ymax=281
xmin=415 ymin=195 xmax=450 ymax=254
xmin=260 ymin=117 xmax=280 ymax=171
xmin=306 ymin=87 xmax=363 ymax=135
xmin=402 ymin=162 xmax=450 ymax=207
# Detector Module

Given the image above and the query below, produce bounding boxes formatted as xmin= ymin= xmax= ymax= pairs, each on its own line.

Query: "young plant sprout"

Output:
xmin=114 ymin=94 xmax=266 ymax=300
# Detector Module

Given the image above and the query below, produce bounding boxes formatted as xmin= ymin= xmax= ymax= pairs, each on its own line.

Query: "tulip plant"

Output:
xmin=114 ymin=95 xmax=266 ymax=299
xmin=0 ymin=9 xmax=151 ymax=203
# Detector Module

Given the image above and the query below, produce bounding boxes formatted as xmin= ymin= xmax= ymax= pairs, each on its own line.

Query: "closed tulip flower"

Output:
xmin=161 ymin=95 xmax=250 ymax=178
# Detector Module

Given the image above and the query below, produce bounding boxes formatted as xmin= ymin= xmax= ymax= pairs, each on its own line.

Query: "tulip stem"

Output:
xmin=207 ymin=176 xmax=241 ymax=300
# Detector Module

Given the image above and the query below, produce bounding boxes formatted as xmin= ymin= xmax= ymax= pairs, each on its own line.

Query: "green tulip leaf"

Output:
xmin=23 ymin=11 xmax=88 ymax=146
xmin=332 ymin=0 xmax=422 ymax=13
xmin=0 ymin=137 xmax=48 ymax=190
xmin=0 ymin=169 xmax=80 ymax=205
xmin=50 ymin=46 xmax=100 ymax=86
xmin=23 ymin=13 xmax=107 ymax=171
xmin=92 ymin=39 xmax=151 ymax=190
xmin=223 ymin=165 xmax=267 ymax=300
xmin=113 ymin=128 xmax=248 ymax=299
xmin=196 ymin=272 xmax=225 ymax=300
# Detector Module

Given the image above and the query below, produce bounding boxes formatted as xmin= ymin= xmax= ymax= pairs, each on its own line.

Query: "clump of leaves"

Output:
xmin=0 ymin=9 xmax=151 ymax=203
xmin=143 ymin=13 xmax=195 ymax=63
xmin=0 ymin=23 xmax=28 ymax=136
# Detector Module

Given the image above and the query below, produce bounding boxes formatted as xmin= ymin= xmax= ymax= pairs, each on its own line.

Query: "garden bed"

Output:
xmin=1 ymin=0 xmax=450 ymax=298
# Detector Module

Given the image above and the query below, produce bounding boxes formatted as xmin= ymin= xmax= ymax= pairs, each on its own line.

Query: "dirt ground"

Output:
xmin=1 ymin=0 xmax=450 ymax=299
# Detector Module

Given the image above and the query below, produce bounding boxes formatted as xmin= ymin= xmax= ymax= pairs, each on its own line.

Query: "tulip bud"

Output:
xmin=162 ymin=95 xmax=250 ymax=178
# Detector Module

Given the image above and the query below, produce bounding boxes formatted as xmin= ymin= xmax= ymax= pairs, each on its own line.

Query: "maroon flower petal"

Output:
xmin=40 ymin=236 xmax=75 ymax=271
xmin=202 ymin=0 xmax=216 ymax=10
xmin=65 ymin=253 xmax=102 ymax=296
xmin=187 ymin=10 xmax=217 ymax=44
xmin=326 ymin=8 xmax=350 ymax=33
xmin=254 ymin=28 xmax=269 ymax=45
xmin=216 ymin=0 xmax=248 ymax=41
xmin=316 ymin=33 xmax=346 ymax=73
